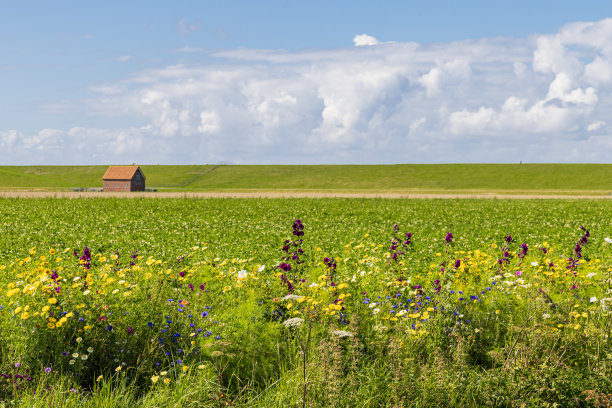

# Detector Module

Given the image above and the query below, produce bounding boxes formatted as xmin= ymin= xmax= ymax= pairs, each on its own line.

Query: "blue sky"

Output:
xmin=1 ymin=1 xmax=612 ymax=164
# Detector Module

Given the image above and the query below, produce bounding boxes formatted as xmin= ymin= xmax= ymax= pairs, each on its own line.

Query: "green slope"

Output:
xmin=0 ymin=164 xmax=611 ymax=193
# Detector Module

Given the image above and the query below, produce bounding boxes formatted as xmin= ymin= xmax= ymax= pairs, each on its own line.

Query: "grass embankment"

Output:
xmin=0 ymin=164 xmax=611 ymax=194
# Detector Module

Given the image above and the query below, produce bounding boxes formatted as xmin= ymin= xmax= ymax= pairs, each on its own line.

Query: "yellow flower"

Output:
xmin=48 ymin=298 xmax=57 ymax=304
xmin=47 ymin=322 xmax=55 ymax=329
xmin=337 ymin=283 xmax=348 ymax=290
xmin=20 ymin=312 xmax=30 ymax=320
xmin=223 ymin=285 xmax=231 ymax=293
xmin=198 ymin=364 xmax=205 ymax=370
xmin=163 ymin=378 xmax=171 ymax=385
xmin=42 ymin=305 xmax=50 ymax=312
xmin=99 ymin=257 xmax=107 ymax=262
xmin=14 ymin=306 xmax=23 ymax=314
xmin=97 ymin=375 xmax=103 ymax=382
xmin=115 ymin=366 xmax=122 ymax=372
xmin=76 ymin=337 xmax=82 ymax=343
xmin=6 ymin=288 xmax=20 ymax=297
xmin=49 ymin=249 xmax=56 ymax=254
xmin=151 ymin=375 xmax=159 ymax=383
xmin=182 ymin=365 xmax=189 ymax=372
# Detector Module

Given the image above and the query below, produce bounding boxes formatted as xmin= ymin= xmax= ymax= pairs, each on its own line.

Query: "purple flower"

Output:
xmin=454 ymin=259 xmax=461 ymax=268
xmin=505 ymin=234 xmax=512 ymax=243
xmin=44 ymin=367 xmax=51 ymax=373
xmin=445 ymin=233 xmax=453 ymax=244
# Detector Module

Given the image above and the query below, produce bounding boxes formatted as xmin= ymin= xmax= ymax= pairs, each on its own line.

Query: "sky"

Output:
xmin=1 ymin=1 xmax=612 ymax=165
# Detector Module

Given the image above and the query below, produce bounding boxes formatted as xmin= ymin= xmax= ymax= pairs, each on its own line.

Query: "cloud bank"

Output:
xmin=3 ymin=18 xmax=612 ymax=164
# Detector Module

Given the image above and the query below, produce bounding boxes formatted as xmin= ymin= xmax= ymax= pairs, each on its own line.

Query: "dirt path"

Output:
xmin=1 ymin=191 xmax=611 ymax=199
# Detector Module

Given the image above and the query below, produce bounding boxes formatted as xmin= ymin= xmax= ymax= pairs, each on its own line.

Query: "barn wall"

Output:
xmin=103 ymin=179 xmax=132 ymax=192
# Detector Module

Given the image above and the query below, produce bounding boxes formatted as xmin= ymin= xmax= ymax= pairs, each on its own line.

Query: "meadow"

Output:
xmin=1 ymin=164 xmax=612 ymax=195
xmin=0 ymin=197 xmax=611 ymax=407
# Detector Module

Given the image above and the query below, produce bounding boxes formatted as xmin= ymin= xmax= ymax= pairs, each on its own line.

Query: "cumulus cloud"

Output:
xmin=4 ymin=18 xmax=612 ymax=164
xmin=353 ymin=34 xmax=380 ymax=46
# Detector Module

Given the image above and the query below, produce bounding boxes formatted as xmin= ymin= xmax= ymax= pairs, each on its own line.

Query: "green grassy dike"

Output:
xmin=0 ymin=164 xmax=611 ymax=194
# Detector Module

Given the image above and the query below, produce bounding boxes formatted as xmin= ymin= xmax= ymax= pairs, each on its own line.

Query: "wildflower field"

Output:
xmin=0 ymin=197 xmax=611 ymax=407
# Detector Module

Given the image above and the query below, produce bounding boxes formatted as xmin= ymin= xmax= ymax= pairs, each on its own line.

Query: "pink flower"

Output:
xmin=515 ymin=271 xmax=522 ymax=276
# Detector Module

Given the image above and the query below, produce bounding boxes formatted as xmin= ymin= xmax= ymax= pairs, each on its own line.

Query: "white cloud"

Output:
xmin=587 ymin=121 xmax=605 ymax=131
xmin=4 ymin=18 xmax=612 ymax=164
xmin=178 ymin=19 xmax=199 ymax=35
xmin=353 ymin=34 xmax=379 ymax=46
xmin=115 ymin=55 xmax=134 ymax=62
xmin=176 ymin=45 xmax=205 ymax=53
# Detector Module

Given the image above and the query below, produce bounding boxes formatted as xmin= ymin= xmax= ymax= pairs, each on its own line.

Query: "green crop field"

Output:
xmin=1 ymin=164 xmax=611 ymax=194
xmin=0 ymin=197 xmax=611 ymax=407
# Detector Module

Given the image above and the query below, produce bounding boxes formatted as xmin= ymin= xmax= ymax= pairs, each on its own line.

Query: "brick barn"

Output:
xmin=102 ymin=166 xmax=146 ymax=192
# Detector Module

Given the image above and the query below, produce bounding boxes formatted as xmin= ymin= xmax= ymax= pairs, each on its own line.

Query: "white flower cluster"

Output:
xmin=333 ymin=330 xmax=354 ymax=338
xmin=283 ymin=317 xmax=304 ymax=328
xmin=281 ymin=294 xmax=303 ymax=301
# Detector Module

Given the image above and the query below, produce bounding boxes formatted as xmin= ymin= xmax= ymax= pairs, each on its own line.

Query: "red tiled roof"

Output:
xmin=102 ymin=166 xmax=142 ymax=180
